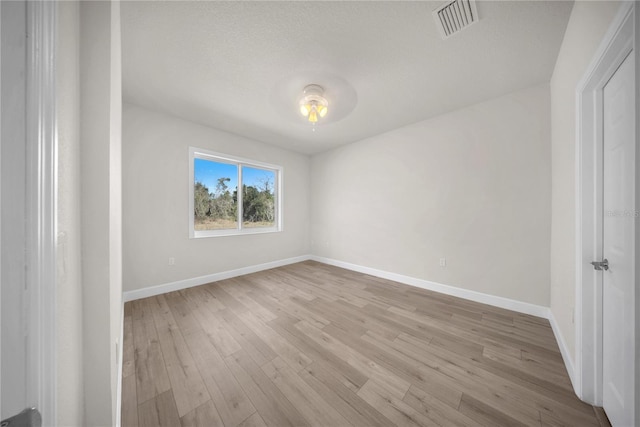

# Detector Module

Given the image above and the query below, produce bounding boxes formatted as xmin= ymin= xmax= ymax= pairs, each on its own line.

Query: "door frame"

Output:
xmin=0 ymin=0 xmax=56 ymax=423
xmin=575 ymin=0 xmax=635 ymax=412
xmin=25 ymin=0 xmax=57 ymax=424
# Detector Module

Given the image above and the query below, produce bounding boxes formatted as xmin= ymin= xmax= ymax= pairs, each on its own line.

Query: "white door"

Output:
xmin=602 ymin=50 xmax=635 ymax=427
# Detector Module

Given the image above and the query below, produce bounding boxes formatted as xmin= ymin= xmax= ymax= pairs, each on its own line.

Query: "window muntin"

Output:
xmin=189 ymin=147 xmax=282 ymax=238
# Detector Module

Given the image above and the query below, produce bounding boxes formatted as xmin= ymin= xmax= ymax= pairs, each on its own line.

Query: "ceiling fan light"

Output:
xmin=299 ymin=84 xmax=328 ymax=124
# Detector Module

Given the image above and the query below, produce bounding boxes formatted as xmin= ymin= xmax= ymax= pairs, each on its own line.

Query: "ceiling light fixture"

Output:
xmin=299 ymin=84 xmax=328 ymax=124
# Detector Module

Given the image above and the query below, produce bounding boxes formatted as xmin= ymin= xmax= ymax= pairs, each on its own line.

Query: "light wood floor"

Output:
xmin=121 ymin=261 xmax=608 ymax=427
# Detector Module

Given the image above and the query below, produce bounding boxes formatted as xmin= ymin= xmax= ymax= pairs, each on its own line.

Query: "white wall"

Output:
xmin=1 ymin=0 xmax=28 ymax=418
xmin=56 ymin=1 xmax=84 ymax=425
xmin=636 ymin=4 xmax=640 ymax=421
xmin=311 ymin=84 xmax=551 ymax=306
xmin=549 ymin=0 xmax=622 ymax=363
xmin=636 ymin=5 xmax=640 ymax=419
xmin=79 ymin=1 xmax=122 ymax=425
xmin=122 ymin=104 xmax=310 ymax=292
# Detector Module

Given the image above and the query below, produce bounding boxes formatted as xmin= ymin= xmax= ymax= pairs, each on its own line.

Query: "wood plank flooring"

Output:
xmin=121 ymin=261 xmax=608 ymax=427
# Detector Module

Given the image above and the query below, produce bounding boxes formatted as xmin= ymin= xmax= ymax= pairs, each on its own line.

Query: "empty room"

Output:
xmin=1 ymin=1 xmax=638 ymax=427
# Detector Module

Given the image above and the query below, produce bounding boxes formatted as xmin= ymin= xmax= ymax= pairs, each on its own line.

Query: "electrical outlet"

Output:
xmin=439 ymin=258 xmax=446 ymax=267
xmin=168 ymin=257 xmax=175 ymax=266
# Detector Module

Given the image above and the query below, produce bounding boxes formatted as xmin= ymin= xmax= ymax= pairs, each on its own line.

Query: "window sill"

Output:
xmin=191 ymin=227 xmax=281 ymax=239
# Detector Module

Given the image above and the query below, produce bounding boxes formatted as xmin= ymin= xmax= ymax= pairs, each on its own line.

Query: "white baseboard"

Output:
xmin=548 ymin=310 xmax=577 ymax=392
xmin=123 ymin=254 xmax=549 ymax=317
xmin=122 ymin=255 xmax=312 ymax=302
xmin=310 ymin=255 xmax=550 ymax=319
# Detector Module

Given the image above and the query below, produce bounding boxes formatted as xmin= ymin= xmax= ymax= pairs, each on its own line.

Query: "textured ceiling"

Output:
xmin=121 ymin=1 xmax=573 ymax=155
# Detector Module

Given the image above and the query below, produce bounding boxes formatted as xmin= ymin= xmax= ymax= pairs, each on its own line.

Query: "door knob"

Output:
xmin=591 ymin=259 xmax=609 ymax=271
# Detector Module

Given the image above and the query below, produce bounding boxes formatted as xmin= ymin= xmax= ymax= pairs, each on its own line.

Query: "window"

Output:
xmin=189 ymin=147 xmax=282 ymax=238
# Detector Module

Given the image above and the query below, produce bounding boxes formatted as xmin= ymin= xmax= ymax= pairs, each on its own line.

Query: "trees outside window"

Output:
xmin=189 ymin=148 xmax=281 ymax=237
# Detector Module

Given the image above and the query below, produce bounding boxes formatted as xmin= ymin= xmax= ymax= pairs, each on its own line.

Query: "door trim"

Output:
xmin=25 ymin=1 xmax=57 ymax=424
xmin=575 ymin=0 xmax=635 ymax=407
xmin=1 ymin=0 xmax=3 ymax=416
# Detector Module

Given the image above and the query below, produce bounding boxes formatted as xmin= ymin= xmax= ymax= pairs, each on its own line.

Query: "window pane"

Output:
xmin=241 ymin=166 xmax=276 ymax=228
xmin=194 ymin=158 xmax=238 ymax=230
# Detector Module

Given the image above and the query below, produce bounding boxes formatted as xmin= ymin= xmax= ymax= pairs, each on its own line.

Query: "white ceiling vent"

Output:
xmin=433 ymin=0 xmax=479 ymax=40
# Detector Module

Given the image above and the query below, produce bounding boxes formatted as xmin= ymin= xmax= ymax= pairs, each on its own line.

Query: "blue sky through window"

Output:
xmin=194 ymin=158 xmax=237 ymax=195
xmin=194 ymin=158 xmax=275 ymax=195
xmin=243 ymin=166 xmax=275 ymax=194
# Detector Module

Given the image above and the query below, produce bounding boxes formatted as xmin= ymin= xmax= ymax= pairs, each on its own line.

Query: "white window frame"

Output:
xmin=189 ymin=146 xmax=283 ymax=238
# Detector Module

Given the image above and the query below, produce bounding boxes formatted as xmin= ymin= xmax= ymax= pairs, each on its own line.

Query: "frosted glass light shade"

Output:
xmin=299 ymin=84 xmax=328 ymax=123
